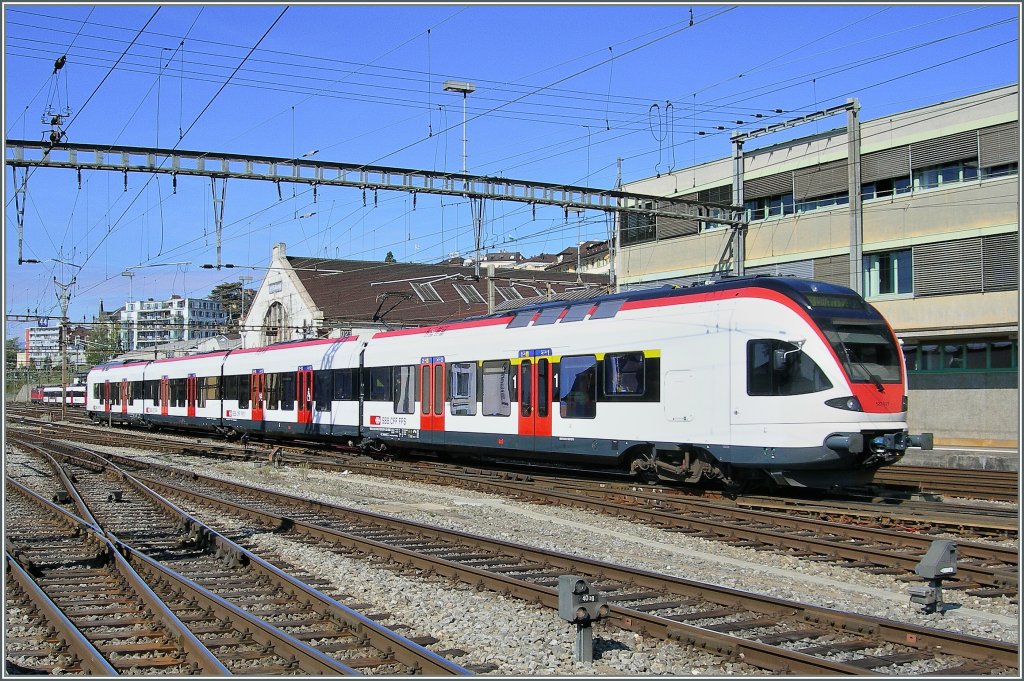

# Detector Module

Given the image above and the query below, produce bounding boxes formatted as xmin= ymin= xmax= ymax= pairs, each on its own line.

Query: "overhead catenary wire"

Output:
xmin=7 ymin=6 xmax=1017 ymax=330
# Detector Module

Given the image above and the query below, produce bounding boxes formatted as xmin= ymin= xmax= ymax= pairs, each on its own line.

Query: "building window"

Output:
xmin=622 ymin=205 xmax=656 ymax=246
xmin=262 ymin=302 xmax=287 ymax=345
xmin=744 ymin=193 xmax=794 ymax=221
xmin=861 ymin=176 xmax=912 ymax=200
xmin=863 ymin=249 xmax=912 ymax=297
xmin=982 ymin=162 xmax=1018 ymax=179
xmin=410 ymin=281 xmax=442 ymax=302
xmin=495 ymin=286 xmax=522 ymax=302
xmin=913 ymin=159 xmax=978 ymax=190
xmin=454 ymin=283 xmax=485 ymax=304
xmin=796 ymin=191 xmax=849 ymax=213
xmin=903 ymin=340 xmax=1017 ymax=373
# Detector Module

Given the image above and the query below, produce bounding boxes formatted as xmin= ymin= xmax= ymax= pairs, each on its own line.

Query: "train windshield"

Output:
xmin=819 ymin=320 xmax=901 ymax=385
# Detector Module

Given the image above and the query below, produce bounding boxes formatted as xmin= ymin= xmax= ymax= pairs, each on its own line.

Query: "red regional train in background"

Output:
xmin=87 ymin=276 xmax=933 ymax=490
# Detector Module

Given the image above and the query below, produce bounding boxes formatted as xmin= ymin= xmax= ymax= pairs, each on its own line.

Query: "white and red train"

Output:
xmin=87 ymin=277 xmax=932 ymax=489
xmin=32 ymin=384 xmax=86 ymax=406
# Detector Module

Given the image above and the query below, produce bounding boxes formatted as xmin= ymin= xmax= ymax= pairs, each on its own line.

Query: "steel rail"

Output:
xmin=5 ymin=478 xmax=231 ymax=675
xmin=11 ymin=425 xmax=1016 ymax=582
xmin=116 ymin=459 xmax=1019 ymax=674
xmin=5 ymin=553 xmax=120 ymax=676
xmin=36 ymin=442 xmax=473 ymax=677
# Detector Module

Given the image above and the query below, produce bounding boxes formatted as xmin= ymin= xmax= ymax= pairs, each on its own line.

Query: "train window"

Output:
xmin=170 ymin=379 xmax=184 ymax=407
xmin=133 ymin=381 xmax=144 ymax=401
xmin=604 ymin=352 xmax=645 ymax=395
xmin=146 ymin=380 xmax=158 ymax=406
xmin=368 ymin=367 xmax=392 ymax=401
xmin=821 ymin=322 xmax=901 ymax=384
xmin=281 ymin=373 xmax=295 ymax=410
xmin=127 ymin=381 xmax=135 ymax=406
xmin=394 ymin=366 xmax=417 ymax=414
xmin=482 ymin=361 xmax=512 ymax=417
xmin=449 ymin=362 xmax=477 ymax=416
xmin=520 ymin=360 xmax=533 ymax=417
xmin=747 ymin=340 xmax=832 ymax=396
xmin=561 ymin=303 xmax=593 ymax=323
xmin=420 ymin=365 xmax=430 ymax=413
xmin=333 ymin=369 xmax=354 ymax=401
xmin=590 ymin=299 xmax=625 ymax=320
xmin=534 ymin=307 xmax=565 ymax=326
xmin=196 ymin=378 xmax=206 ymax=408
xmin=93 ymin=384 xmax=101 ymax=400
xmin=314 ymin=370 xmax=332 ymax=411
xmin=265 ymin=373 xmax=280 ymax=410
xmin=238 ymin=375 xmax=250 ymax=408
xmin=537 ymin=359 xmax=549 ymax=418
xmin=559 ymin=355 xmax=597 ymax=419
xmin=204 ymin=376 xmax=219 ymax=403
xmin=433 ymin=364 xmax=444 ymax=415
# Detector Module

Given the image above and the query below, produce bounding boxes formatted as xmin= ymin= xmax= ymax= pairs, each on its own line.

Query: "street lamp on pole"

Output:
xmin=443 ymin=79 xmax=482 ymax=280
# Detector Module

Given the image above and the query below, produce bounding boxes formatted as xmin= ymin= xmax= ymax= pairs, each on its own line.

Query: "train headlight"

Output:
xmin=825 ymin=396 xmax=862 ymax=411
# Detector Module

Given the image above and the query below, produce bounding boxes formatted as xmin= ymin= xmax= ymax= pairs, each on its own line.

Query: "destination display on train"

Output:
xmin=804 ymin=293 xmax=866 ymax=310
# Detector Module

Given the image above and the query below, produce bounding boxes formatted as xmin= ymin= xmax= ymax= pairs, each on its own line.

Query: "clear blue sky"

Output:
xmin=3 ymin=2 xmax=1019 ymax=342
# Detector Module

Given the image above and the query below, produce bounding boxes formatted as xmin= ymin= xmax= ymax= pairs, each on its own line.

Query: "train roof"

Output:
xmin=468 ymin=275 xmax=870 ymax=320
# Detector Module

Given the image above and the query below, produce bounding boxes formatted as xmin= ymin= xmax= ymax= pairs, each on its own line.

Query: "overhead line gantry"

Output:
xmin=5 ymin=139 xmax=745 ymax=269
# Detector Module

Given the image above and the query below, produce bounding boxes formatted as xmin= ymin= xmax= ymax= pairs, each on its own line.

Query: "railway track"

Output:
xmin=7 ymin=419 xmax=1017 ymax=597
xmin=14 ymin=433 xmax=1018 ymax=677
xmin=872 ymin=466 xmax=1019 ymax=503
xmin=5 ymin=437 xmax=474 ymax=676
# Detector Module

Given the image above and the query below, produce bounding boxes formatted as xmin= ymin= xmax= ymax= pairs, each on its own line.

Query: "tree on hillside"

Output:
xmin=209 ymin=281 xmax=256 ymax=329
xmin=384 ymin=251 xmax=396 ymax=263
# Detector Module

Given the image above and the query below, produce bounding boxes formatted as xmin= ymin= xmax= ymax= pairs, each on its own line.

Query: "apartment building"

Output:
xmin=119 ymin=295 xmax=227 ymax=351
xmin=19 ymin=325 xmax=88 ymax=369
xmin=618 ymin=85 xmax=1019 ymax=445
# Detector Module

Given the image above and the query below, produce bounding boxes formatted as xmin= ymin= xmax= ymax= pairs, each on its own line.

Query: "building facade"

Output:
xmin=19 ymin=325 xmax=88 ymax=369
xmin=119 ymin=295 xmax=227 ymax=352
xmin=241 ymin=243 xmax=608 ymax=349
xmin=618 ymin=85 xmax=1019 ymax=446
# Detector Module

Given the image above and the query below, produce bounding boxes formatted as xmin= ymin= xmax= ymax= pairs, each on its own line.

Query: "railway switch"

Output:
xmin=558 ymin=575 xmax=608 ymax=663
xmin=909 ymin=539 xmax=957 ymax=614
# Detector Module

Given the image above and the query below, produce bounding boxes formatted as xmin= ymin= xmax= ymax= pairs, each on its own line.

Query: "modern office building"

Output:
xmin=119 ymin=295 xmax=227 ymax=352
xmin=617 ymin=85 xmax=1019 ymax=446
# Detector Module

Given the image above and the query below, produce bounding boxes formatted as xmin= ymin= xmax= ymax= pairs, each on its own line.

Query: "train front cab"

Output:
xmin=724 ymin=283 xmax=931 ymax=488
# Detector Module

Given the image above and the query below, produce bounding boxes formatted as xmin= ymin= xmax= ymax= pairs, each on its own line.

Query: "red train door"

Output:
xmin=103 ymin=381 xmax=111 ymax=413
xmin=121 ymin=379 xmax=129 ymax=414
xmin=251 ymin=370 xmax=265 ymax=422
xmin=419 ymin=359 xmax=445 ymax=443
xmin=186 ymin=374 xmax=197 ymax=417
xmin=297 ymin=367 xmax=313 ymax=425
xmin=160 ymin=377 xmax=169 ymax=416
xmin=518 ymin=356 xmax=552 ymax=451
